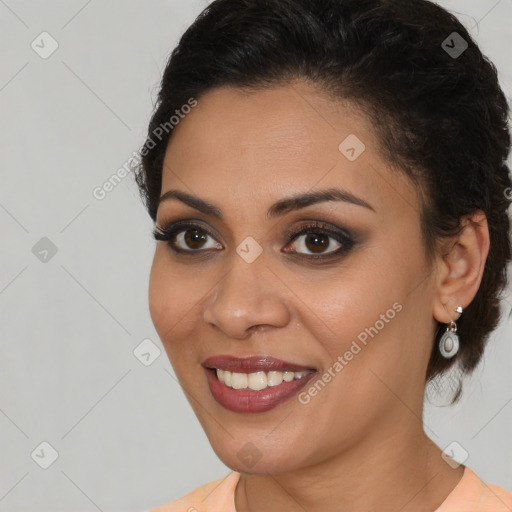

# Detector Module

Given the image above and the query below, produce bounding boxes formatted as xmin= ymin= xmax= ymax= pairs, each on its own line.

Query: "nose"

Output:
xmin=202 ymin=253 xmax=291 ymax=339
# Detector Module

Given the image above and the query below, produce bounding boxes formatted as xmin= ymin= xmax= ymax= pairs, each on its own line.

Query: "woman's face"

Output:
xmin=149 ymin=82 xmax=440 ymax=473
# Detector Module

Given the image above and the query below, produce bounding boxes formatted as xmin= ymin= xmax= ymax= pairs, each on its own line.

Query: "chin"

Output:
xmin=204 ymin=429 xmax=311 ymax=475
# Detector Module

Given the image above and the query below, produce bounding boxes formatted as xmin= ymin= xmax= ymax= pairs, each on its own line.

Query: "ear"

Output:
xmin=432 ymin=211 xmax=490 ymax=324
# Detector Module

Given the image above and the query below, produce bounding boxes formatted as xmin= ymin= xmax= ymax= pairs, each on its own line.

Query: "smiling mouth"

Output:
xmin=211 ymin=368 xmax=313 ymax=390
xmin=202 ymin=355 xmax=317 ymax=413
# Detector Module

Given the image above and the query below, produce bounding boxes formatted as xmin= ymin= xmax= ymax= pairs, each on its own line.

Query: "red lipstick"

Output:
xmin=202 ymin=355 xmax=316 ymax=413
xmin=202 ymin=355 xmax=314 ymax=373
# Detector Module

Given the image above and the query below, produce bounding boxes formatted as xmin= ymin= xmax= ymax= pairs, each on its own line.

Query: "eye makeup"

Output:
xmin=153 ymin=218 xmax=357 ymax=262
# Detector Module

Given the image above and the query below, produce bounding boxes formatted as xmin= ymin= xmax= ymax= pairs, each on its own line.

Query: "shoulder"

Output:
xmin=437 ymin=466 xmax=512 ymax=512
xmin=145 ymin=471 xmax=241 ymax=512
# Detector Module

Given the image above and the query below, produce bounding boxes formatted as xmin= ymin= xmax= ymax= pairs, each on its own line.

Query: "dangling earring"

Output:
xmin=439 ymin=306 xmax=463 ymax=359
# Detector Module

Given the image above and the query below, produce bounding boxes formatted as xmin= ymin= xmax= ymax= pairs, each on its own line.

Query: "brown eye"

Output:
xmin=290 ymin=231 xmax=342 ymax=255
xmin=304 ymin=233 xmax=331 ymax=253
xmin=176 ymin=228 xmax=222 ymax=251
xmin=184 ymin=229 xmax=208 ymax=249
xmin=153 ymin=222 xmax=224 ymax=253
xmin=282 ymin=220 xmax=357 ymax=260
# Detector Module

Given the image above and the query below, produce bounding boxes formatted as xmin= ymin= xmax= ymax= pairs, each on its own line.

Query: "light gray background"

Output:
xmin=0 ymin=1 xmax=511 ymax=511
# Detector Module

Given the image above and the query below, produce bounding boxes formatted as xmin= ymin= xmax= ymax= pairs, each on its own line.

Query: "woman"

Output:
xmin=135 ymin=0 xmax=512 ymax=510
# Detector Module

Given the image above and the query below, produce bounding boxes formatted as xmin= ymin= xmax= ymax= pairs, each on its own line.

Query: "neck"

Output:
xmin=234 ymin=418 xmax=464 ymax=512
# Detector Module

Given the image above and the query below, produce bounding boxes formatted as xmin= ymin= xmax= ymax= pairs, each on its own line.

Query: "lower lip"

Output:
xmin=205 ymin=368 xmax=317 ymax=413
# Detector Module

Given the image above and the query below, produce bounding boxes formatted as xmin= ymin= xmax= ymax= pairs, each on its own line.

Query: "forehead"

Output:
xmin=160 ymin=83 xmax=416 ymax=220
xmin=165 ymin=83 xmax=361 ymax=169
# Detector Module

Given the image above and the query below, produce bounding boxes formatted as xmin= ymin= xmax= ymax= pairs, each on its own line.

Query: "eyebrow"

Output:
xmin=158 ymin=187 xmax=376 ymax=220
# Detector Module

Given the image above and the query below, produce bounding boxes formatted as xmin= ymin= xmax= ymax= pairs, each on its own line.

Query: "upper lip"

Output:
xmin=202 ymin=355 xmax=315 ymax=373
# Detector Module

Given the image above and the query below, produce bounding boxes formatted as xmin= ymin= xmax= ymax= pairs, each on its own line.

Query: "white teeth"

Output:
xmin=248 ymin=371 xmax=267 ymax=391
xmin=215 ymin=368 xmax=311 ymax=390
xmin=231 ymin=372 xmax=248 ymax=390
xmin=283 ymin=371 xmax=294 ymax=382
xmin=267 ymin=371 xmax=283 ymax=387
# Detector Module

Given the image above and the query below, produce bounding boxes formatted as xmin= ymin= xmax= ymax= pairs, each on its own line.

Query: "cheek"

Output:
xmin=302 ymin=248 xmax=431 ymax=411
xmin=292 ymin=256 xmax=399 ymax=344
xmin=148 ymin=249 xmax=199 ymax=351
xmin=148 ymin=252 xmax=171 ymax=334
xmin=305 ymin=279 xmax=397 ymax=372
xmin=299 ymin=239 xmax=428 ymax=374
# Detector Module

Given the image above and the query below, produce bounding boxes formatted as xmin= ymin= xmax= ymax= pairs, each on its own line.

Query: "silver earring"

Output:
xmin=439 ymin=307 xmax=462 ymax=359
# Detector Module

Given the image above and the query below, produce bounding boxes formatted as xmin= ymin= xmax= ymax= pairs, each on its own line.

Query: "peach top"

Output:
xmin=147 ymin=466 xmax=512 ymax=512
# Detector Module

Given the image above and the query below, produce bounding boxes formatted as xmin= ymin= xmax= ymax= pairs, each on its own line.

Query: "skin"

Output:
xmin=148 ymin=81 xmax=489 ymax=512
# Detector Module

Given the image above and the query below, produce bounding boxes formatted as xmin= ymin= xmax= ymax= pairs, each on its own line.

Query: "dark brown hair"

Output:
xmin=135 ymin=0 xmax=511 ymax=395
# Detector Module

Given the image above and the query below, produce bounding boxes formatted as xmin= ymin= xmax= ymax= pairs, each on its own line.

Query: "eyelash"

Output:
xmin=152 ymin=220 xmax=356 ymax=261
